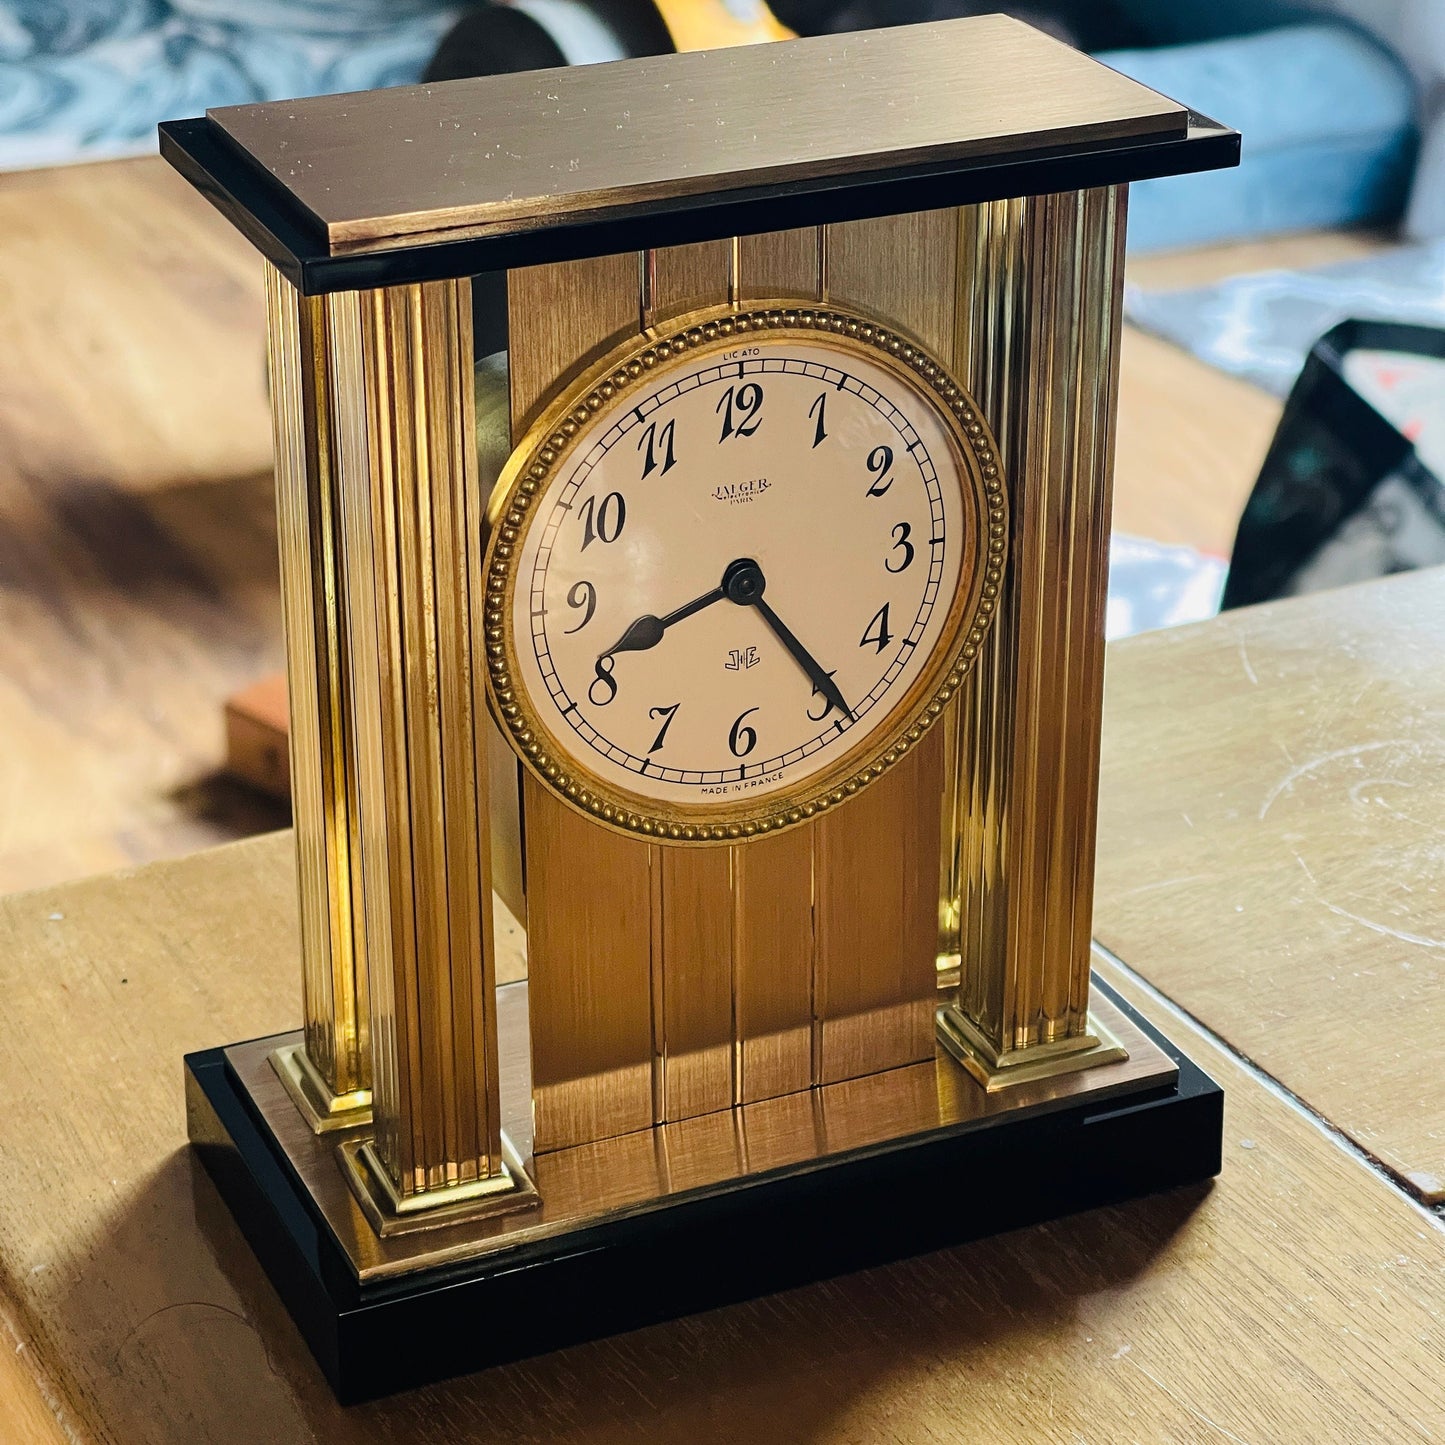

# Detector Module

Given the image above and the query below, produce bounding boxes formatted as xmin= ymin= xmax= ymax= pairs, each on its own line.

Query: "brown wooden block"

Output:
xmin=224 ymin=672 xmax=291 ymax=800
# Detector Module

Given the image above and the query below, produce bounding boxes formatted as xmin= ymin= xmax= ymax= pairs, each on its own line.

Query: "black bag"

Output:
xmin=1223 ymin=320 xmax=1445 ymax=609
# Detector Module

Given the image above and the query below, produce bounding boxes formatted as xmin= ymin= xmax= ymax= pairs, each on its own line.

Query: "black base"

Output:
xmin=186 ymin=979 xmax=1221 ymax=1404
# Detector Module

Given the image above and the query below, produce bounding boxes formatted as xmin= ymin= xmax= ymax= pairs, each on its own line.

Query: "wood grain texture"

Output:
xmin=2 ymin=833 xmax=1445 ymax=1442
xmin=0 ymin=1304 xmax=69 ymax=1445
xmin=1097 ymin=566 xmax=1445 ymax=1203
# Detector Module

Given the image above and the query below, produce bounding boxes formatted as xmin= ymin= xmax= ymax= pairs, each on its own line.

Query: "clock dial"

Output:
xmin=488 ymin=310 xmax=1004 ymax=837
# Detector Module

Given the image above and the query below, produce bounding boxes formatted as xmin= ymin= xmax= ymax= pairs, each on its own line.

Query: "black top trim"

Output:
xmin=159 ymin=114 xmax=1239 ymax=295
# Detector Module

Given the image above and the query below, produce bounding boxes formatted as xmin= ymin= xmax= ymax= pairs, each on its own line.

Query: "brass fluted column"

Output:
xmin=264 ymin=264 xmax=372 ymax=1128
xmin=335 ymin=278 xmax=530 ymax=1229
xmin=267 ymin=265 xmax=526 ymax=1230
xmin=937 ymin=186 xmax=1130 ymax=1090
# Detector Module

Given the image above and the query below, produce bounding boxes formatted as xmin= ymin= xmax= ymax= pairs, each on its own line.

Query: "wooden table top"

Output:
xmin=2 ymin=571 xmax=1444 ymax=1442
xmin=1098 ymin=566 xmax=1445 ymax=1205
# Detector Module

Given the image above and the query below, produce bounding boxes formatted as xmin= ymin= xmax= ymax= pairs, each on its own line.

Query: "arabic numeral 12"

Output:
xmin=717 ymin=382 xmax=764 ymax=442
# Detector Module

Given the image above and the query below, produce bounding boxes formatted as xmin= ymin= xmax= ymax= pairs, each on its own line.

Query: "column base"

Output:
xmin=338 ymin=1135 xmax=539 ymax=1238
xmin=269 ymin=1042 xmax=372 ymax=1134
xmin=936 ymin=1005 xmax=1130 ymax=1093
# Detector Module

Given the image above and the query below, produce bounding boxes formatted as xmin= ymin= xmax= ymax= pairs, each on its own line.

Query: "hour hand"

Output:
xmin=605 ymin=613 xmax=667 ymax=657
xmin=600 ymin=584 xmax=725 ymax=659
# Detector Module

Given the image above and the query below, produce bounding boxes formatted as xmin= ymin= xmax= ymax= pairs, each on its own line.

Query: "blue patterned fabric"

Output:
xmin=1126 ymin=242 xmax=1445 ymax=397
xmin=0 ymin=0 xmax=463 ymax=169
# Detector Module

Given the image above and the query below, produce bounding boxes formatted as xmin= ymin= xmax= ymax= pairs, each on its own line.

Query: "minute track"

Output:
xmin=529 ymin=353 xmax=949 ymax=789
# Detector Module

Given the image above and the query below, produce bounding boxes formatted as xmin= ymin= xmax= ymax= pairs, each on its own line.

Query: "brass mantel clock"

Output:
xmin=163 ymin=15 xmax=1238 ymax=1401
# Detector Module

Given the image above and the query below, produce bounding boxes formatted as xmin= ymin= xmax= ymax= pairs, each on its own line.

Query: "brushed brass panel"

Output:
xmin=826 ymin=207 xmax=959 ymax=353
xmin=226 ymin=975 xmax=1175 ymax=1282
xmin=814 ymin=725 xmax=946 ymax=1083
xmin=523 ymin=773 xmax=655 ymax=1151
xmin=644 ymin=237 xmax=748 ymax=1126
xmin=507 ymin=249 xmax=657 ymax=1151
xmin=263 ymin=264 xmax=370 ymax=1108
xmin=737 ymin=228 xmax=821 ymax=300
xmin=655 ymin=1108 xmax=745 ymax=1195
xmin=501 ymin=217 xmax=1007 ymax=1137
xmin=648 ymin=239 xmax=734 ymax=327
xmin=506 ymin=250 xmax=641 ymax=432
xmin=211 ymin=18 xmax=1186 ymax=253
xmin=656 ymin=845 xmax=735 ymax=1122
xmin=943 ymin=186 xmax=1129 ymax=1066
xmin=807 ymin=209 xmax=959 ymax=1084
xmin=732 ymin=827 xmax=814 ymax=1104
xmin=827 ymin=207 xmax=966 ymax=987
xmin=729 ymin=227 xmax=823 ymax=1102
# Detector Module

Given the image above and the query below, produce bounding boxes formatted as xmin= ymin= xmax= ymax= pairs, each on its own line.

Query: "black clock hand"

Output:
xmin=600 ymin=584 xmax=726 ymax=659
xmin=755 ymin=597 xmax=852 ymax=721
xmin=721 ymin=559 xmax=852 ymax=720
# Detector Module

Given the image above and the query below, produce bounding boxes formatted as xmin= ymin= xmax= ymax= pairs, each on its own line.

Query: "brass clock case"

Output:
xmin=483 ymin=300 xmax=1008 ymax=843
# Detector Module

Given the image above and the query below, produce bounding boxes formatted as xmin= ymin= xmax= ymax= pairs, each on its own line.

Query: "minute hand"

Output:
xmin=753 ymin=597 xmax=851 ymax=720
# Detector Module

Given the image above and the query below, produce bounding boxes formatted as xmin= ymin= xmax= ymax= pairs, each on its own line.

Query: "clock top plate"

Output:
xmin=206 ymin=15 xmax=1188 ymax=255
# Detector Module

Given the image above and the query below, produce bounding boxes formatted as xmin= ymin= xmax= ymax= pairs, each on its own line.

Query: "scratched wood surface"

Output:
xmin=0 ymin=832 xmax=1444 ymax=1442
xmin=0 ymin=157 xmax=286 ymax=897
xmin=1097 ymin=566 xmax=1445 ymax=1203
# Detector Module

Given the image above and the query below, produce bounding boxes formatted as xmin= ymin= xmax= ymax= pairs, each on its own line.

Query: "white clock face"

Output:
xmin=496 ymin=320 xmax=995 ymax=829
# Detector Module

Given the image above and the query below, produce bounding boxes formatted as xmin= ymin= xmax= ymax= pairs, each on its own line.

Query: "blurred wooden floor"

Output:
xmin=0 ymin=158 xmax=287 ymax=896
xmin=0 ymin=157 xmax=1381 ymax=898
